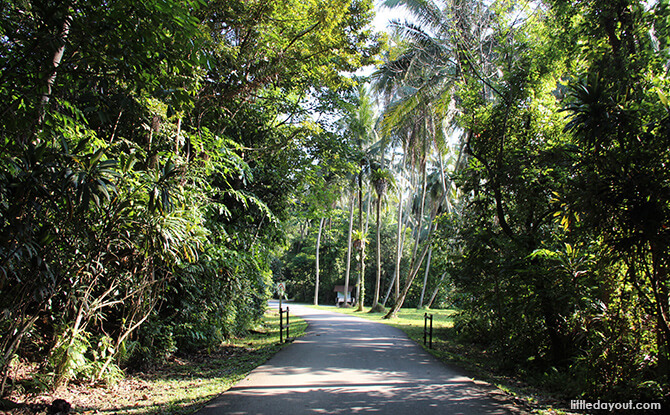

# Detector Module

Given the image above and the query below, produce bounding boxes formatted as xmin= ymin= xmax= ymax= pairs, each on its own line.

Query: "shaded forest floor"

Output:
xmin=0 ymin=308 xmax=307 ymax=415
xmin=312 ymin=305 xmax=577 ymax=415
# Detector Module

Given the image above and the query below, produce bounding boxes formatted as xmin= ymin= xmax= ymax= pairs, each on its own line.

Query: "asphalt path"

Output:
xmin=197 ymin=302 xmax=515 ymax=415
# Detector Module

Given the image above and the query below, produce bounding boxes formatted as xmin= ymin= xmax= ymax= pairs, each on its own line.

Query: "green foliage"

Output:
xmin=370 ymin=166 xmax=395 ymax=199
xmin=370 ymin=0 xmax=670 ymax=404
xmin=0 ymin=0 xmax=379 ymax=396
xmin=282 ymin=200 xmax=405 ymax=307
xmin=47 ymin=329 xmax=124 ymax=388
xmin=125 ymin=316 xmax=178 ymax=369
xmin=49 ymin=329 xmax=90 ymax=387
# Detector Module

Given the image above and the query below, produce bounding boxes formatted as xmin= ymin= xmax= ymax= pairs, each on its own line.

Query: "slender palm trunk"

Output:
xmin=175 ymin=117 xmax=182 ymax=155
xmin=343 ymin=194 xmax=355 ymax=306
xmin=382 ymin=273 xmax=394 ymax=306
xmin=418 ymin=247 xmax=433 ymax=308
xmin=365 ymin=191 xmax=371 ymax=233
xmin=407 ymin=164 xmax=428 ymax=285
xmin=393 ymin=186 xmax=403 ymax=303
xmin=437 ymin=151 xmax=451 ymax=212
xmin=437 ymin=140 xmax=466 ymax=212
xmin=385 ymin=210 xmax=437 ymax=319
xmin=314 ymin=217 xmax=325 ymax=305
xmin=427 ymin=272 xmax=448 ymax=309
xmin=373 ymin=196 xmax=382 ymax=307
xmin=98 ymin=300 xmax=153 ymax=380
xmin=356 ymin=172 xmax=366 ymax=311
xmin=387 ymin=186 xmax=412 ymax=306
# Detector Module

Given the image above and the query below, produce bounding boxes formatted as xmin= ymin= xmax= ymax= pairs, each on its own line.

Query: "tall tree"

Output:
xmin=370 ymin=162 xmax=394 ymax=310
xmin=314 ymin=217 xmax=326 ymax=305
xmin=553 ymin=0 xmax=670 ymax=375
xmin=337 ymin=83 xmax=376 ymax=309
xmin=0 ymin=0 xmax=381 ymax=392
xmin=343 ymin=190 xmax=356 ymax=306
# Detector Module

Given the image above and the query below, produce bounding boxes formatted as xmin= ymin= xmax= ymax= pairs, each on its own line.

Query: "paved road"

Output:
xmin=197 ymin=303 xmax=515 ymax=415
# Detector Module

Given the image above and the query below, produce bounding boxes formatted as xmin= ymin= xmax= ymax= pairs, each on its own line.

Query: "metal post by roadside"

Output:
xmin=429 ymin=314 xmax=433 ymax=349
xmin=276 ymin=282 xmax=286 ymax=344
xmin=424 ymin=313 xmax=434 ymax=349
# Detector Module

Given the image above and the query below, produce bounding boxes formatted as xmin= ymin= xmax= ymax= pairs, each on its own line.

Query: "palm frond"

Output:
xmin=383 ymin=0 xmax=445 ymax=33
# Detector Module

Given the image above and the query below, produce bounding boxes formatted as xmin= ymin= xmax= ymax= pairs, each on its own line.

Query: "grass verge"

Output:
xmin=310 ymin=305 xmax=573 ymax=415
xmin=2 ymin=306 xmax=307 ymax=415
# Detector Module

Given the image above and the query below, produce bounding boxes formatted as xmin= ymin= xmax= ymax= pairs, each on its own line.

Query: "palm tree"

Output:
xmin=339 ymin=83 xmax=376 ymax=308
xmin=314 ymin=216 xmax=326 ymax=305
xmin=382 ymin=160 xmax=411 ymax=307
xmin=417 ymin=169 xmax=446 ymax=307
xmin=370 ymin=161 xmax=395 ymax=311
xmin=342 ymin=188 xmax=356 ymax=307
xmin=355 ymin=156 xmax=377 ymax=311
xmin=372 ymin=0 xmax=495 ymax=317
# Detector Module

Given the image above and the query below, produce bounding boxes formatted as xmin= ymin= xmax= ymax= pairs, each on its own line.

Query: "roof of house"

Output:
xmin=333 ymin=285 xmax=354 ymax=293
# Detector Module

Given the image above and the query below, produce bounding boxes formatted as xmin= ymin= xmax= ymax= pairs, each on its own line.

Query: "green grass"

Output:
xmin=309 ymin=305 xmax=455 ymax=344
xmin=76 ymin=307 xmax=308 ymax=415
xmin=10 ymin=303 xmax=567 ymax=414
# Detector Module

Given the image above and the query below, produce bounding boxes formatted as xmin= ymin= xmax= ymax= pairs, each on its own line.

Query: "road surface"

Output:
xmin=197 ymin=303 xmax=516 ymax=414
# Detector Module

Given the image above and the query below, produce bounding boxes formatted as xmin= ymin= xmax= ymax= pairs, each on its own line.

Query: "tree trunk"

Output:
xmin=384 ymin=212 xmax=436 ymax=319
xmin=393 ymin=185 xmax=404 ymax=303
xmin=427 ymin=272 xmax=448 ymax=309
xmin=343 ymin=194 xmax=355 ymax=306
xmin=297 ymin=219 xmax=310 ymax=251
xmin=0 ymin=314 xmax=39 ymax=396
xmin=314 ymin=217 xmax=325 ymax=305
xmin=373 ymin=195 xmax=382 ymax=307
xmin=39 ymin=12 xmax=72 ymax=125
xmin=382 ymin=272 xmax=394 ymax=306
xmin=407 ymin=164 xmax=427 ymax=289
xmin=651 ymin=242 xmax=670 ymax=374
xmin=97 ymin=300 xmax=154 ymax=381
xmin=436 ymin=144 xmax=449 ymax=211
xmin=418 ymin=247 xmax=433 ymax=308
xmin=365 ymin=190 xmax=372 ymax=234
xmin=356 ymin=171 xmax=366 ymax=311
xmin=387 ymin=187 xmax=412 ymax=307
xmin=175 ymin=117 xmax=182 ymax=155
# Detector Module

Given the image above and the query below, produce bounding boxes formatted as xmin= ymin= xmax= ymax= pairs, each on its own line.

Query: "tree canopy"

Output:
xmin=0 ymin=0 xmax=380 ymax=393
xmin=3 ymin=0 xmax=670 ymax=408
xmin=284 ymin=0 xmax=670 ymax=404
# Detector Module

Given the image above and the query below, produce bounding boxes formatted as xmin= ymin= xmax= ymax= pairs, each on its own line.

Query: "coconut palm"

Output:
xmin=338 ymin=83 xmax=376 ymax=308
xmin=370 ymin=161 xmax=395 ymax=311
xmin=372 ymin=0 xmax=497 ymax=317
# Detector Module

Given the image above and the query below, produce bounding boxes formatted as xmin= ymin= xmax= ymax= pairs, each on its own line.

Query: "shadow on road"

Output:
xmin=198 ymin=303 xmax=517 ymax=414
